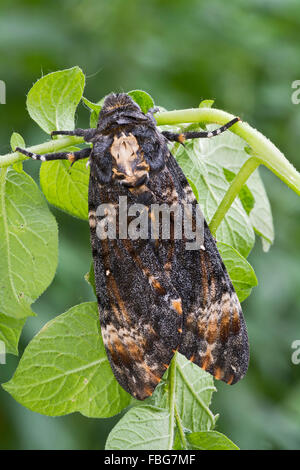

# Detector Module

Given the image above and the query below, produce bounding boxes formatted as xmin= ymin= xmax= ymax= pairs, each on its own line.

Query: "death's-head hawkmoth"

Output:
xmin=16 ymin=93 xmax=249 ymax=400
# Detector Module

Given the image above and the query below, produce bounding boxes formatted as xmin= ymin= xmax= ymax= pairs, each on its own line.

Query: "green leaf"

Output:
xmin=3 ymin=302 xmax=131 ymax=417
xmin=199 ymin=99 xmax=214 ymax=108
xmin=204 ymin=128 xmax=274 ymax=250
xmin=0 ymin=168 xmax=58 ymax=353
xmin=82 ymin=96 xmax=106 ymax=128
xmin=10 ymin=132 xmax=25 ymax=152
xmin=107 ymin=353 xmax=217 ymax=450
xmin=40 ymin=156 xmax=89 ymax=220
xmin=82 ymin=96 xmax=103 ymax=114
xmin=89 ymin=110 xmax=99 ymax=128
xmin=174 ymin=134 xmax=255 ymax=257
xmin=186 ymin=431 xmax=239 ymax=450
xmin=105 ymin=405 xmax=171 ymax=450
xmin=247 ymin=169 xmax=274 ymax=251
xmin=0 ymin=314 xmax=25 ymax=355
xmin=175 ymin=353 xmax=216 ymax=431
xmin=10 ymin=133 xmax=25 ymax=173
xmin=84 ymin=262 xmax=96 ymax=297
xmin=27 ymin=66 xmax=85 ymax=133
xmin=217 ymin=241 xmax=258 ymax=302
xmin=128 ymin=90 xmax=155 ymax=114
xmin=172 ymin=353 xmax=216 ymax=432
xmin=148 ymin=353 xmax=217 ymax=433
xmin=0 ymin=168 xmax=58 ymax=320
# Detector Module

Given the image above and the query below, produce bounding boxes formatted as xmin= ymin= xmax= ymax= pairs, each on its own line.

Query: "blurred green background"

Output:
xmin=0 ymin=0 xmax=300 ymax=450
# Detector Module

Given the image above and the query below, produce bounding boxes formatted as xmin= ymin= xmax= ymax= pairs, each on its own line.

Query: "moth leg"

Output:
xmin=147 ymin=106 xmax=160 ymax=115
xmin=51 ymin=128 xmax=96 ymax=142
xmin=161 ymin=117 xmax=240 ymax=143
xmin=145 ymin=107 xmax=160 ymax=125
xmin=15 ymin=146 xmax=91 ymax=166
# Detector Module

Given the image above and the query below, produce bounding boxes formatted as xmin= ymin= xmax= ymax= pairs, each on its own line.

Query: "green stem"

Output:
xmin=209 ymin=156 xmax=261 ymax=236
xmin=0 ymin=166 xmax=8 ymax=183
xmin=156 ymin=108 xmax=300 ymax=196
xmin=0 ymin=135 xmax=84 ymax=167
xmin=174 ymin=402 xmax=188 ymax=449
xmin=167 ymin=354 xmax=177 ymax=450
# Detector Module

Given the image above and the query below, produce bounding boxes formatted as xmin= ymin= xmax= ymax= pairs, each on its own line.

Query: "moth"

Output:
xmin=16 ymin=93 xmax=249 ymax=400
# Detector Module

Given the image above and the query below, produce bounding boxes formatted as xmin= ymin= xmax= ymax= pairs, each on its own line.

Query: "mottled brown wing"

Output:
xmin=177 ymin=223 xmax=249 ymax=385
xmin=88 ymin=173 xmax=183 ymax=400
xmin=148 ymin=152 xmax=249 ymax=385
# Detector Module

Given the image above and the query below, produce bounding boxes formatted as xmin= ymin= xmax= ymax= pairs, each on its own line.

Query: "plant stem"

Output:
xmin=156 ymin=108 xmax=300 ymax=196
xmin=167 ymin=354 xmax=177 ymax=450
xmin=209 ymin=156 xmax=261 ymax=236
xmin=174 ymin=402 xmax=188 ymax=449
xmin=0 ymin=167 xmax=8 ymax=183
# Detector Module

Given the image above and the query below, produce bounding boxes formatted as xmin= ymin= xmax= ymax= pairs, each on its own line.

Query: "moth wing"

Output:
xmin=155 ymin=152 xmax=249 ymax=385
xmin=178 ymin=222 xmax=249 ymax=385
xmin=88 ymin=174 xmax=183 ymax=400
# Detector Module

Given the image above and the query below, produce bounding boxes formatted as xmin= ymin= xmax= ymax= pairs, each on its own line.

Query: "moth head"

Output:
xmin=94 ymin=93 xmax=167 ymax=185
xmin=98 ymin=93 xmax=147 ymax=128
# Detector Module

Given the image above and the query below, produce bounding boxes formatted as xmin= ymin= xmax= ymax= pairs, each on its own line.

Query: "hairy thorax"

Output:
xmin=110 ymin=132 xmax=150 ymax=187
